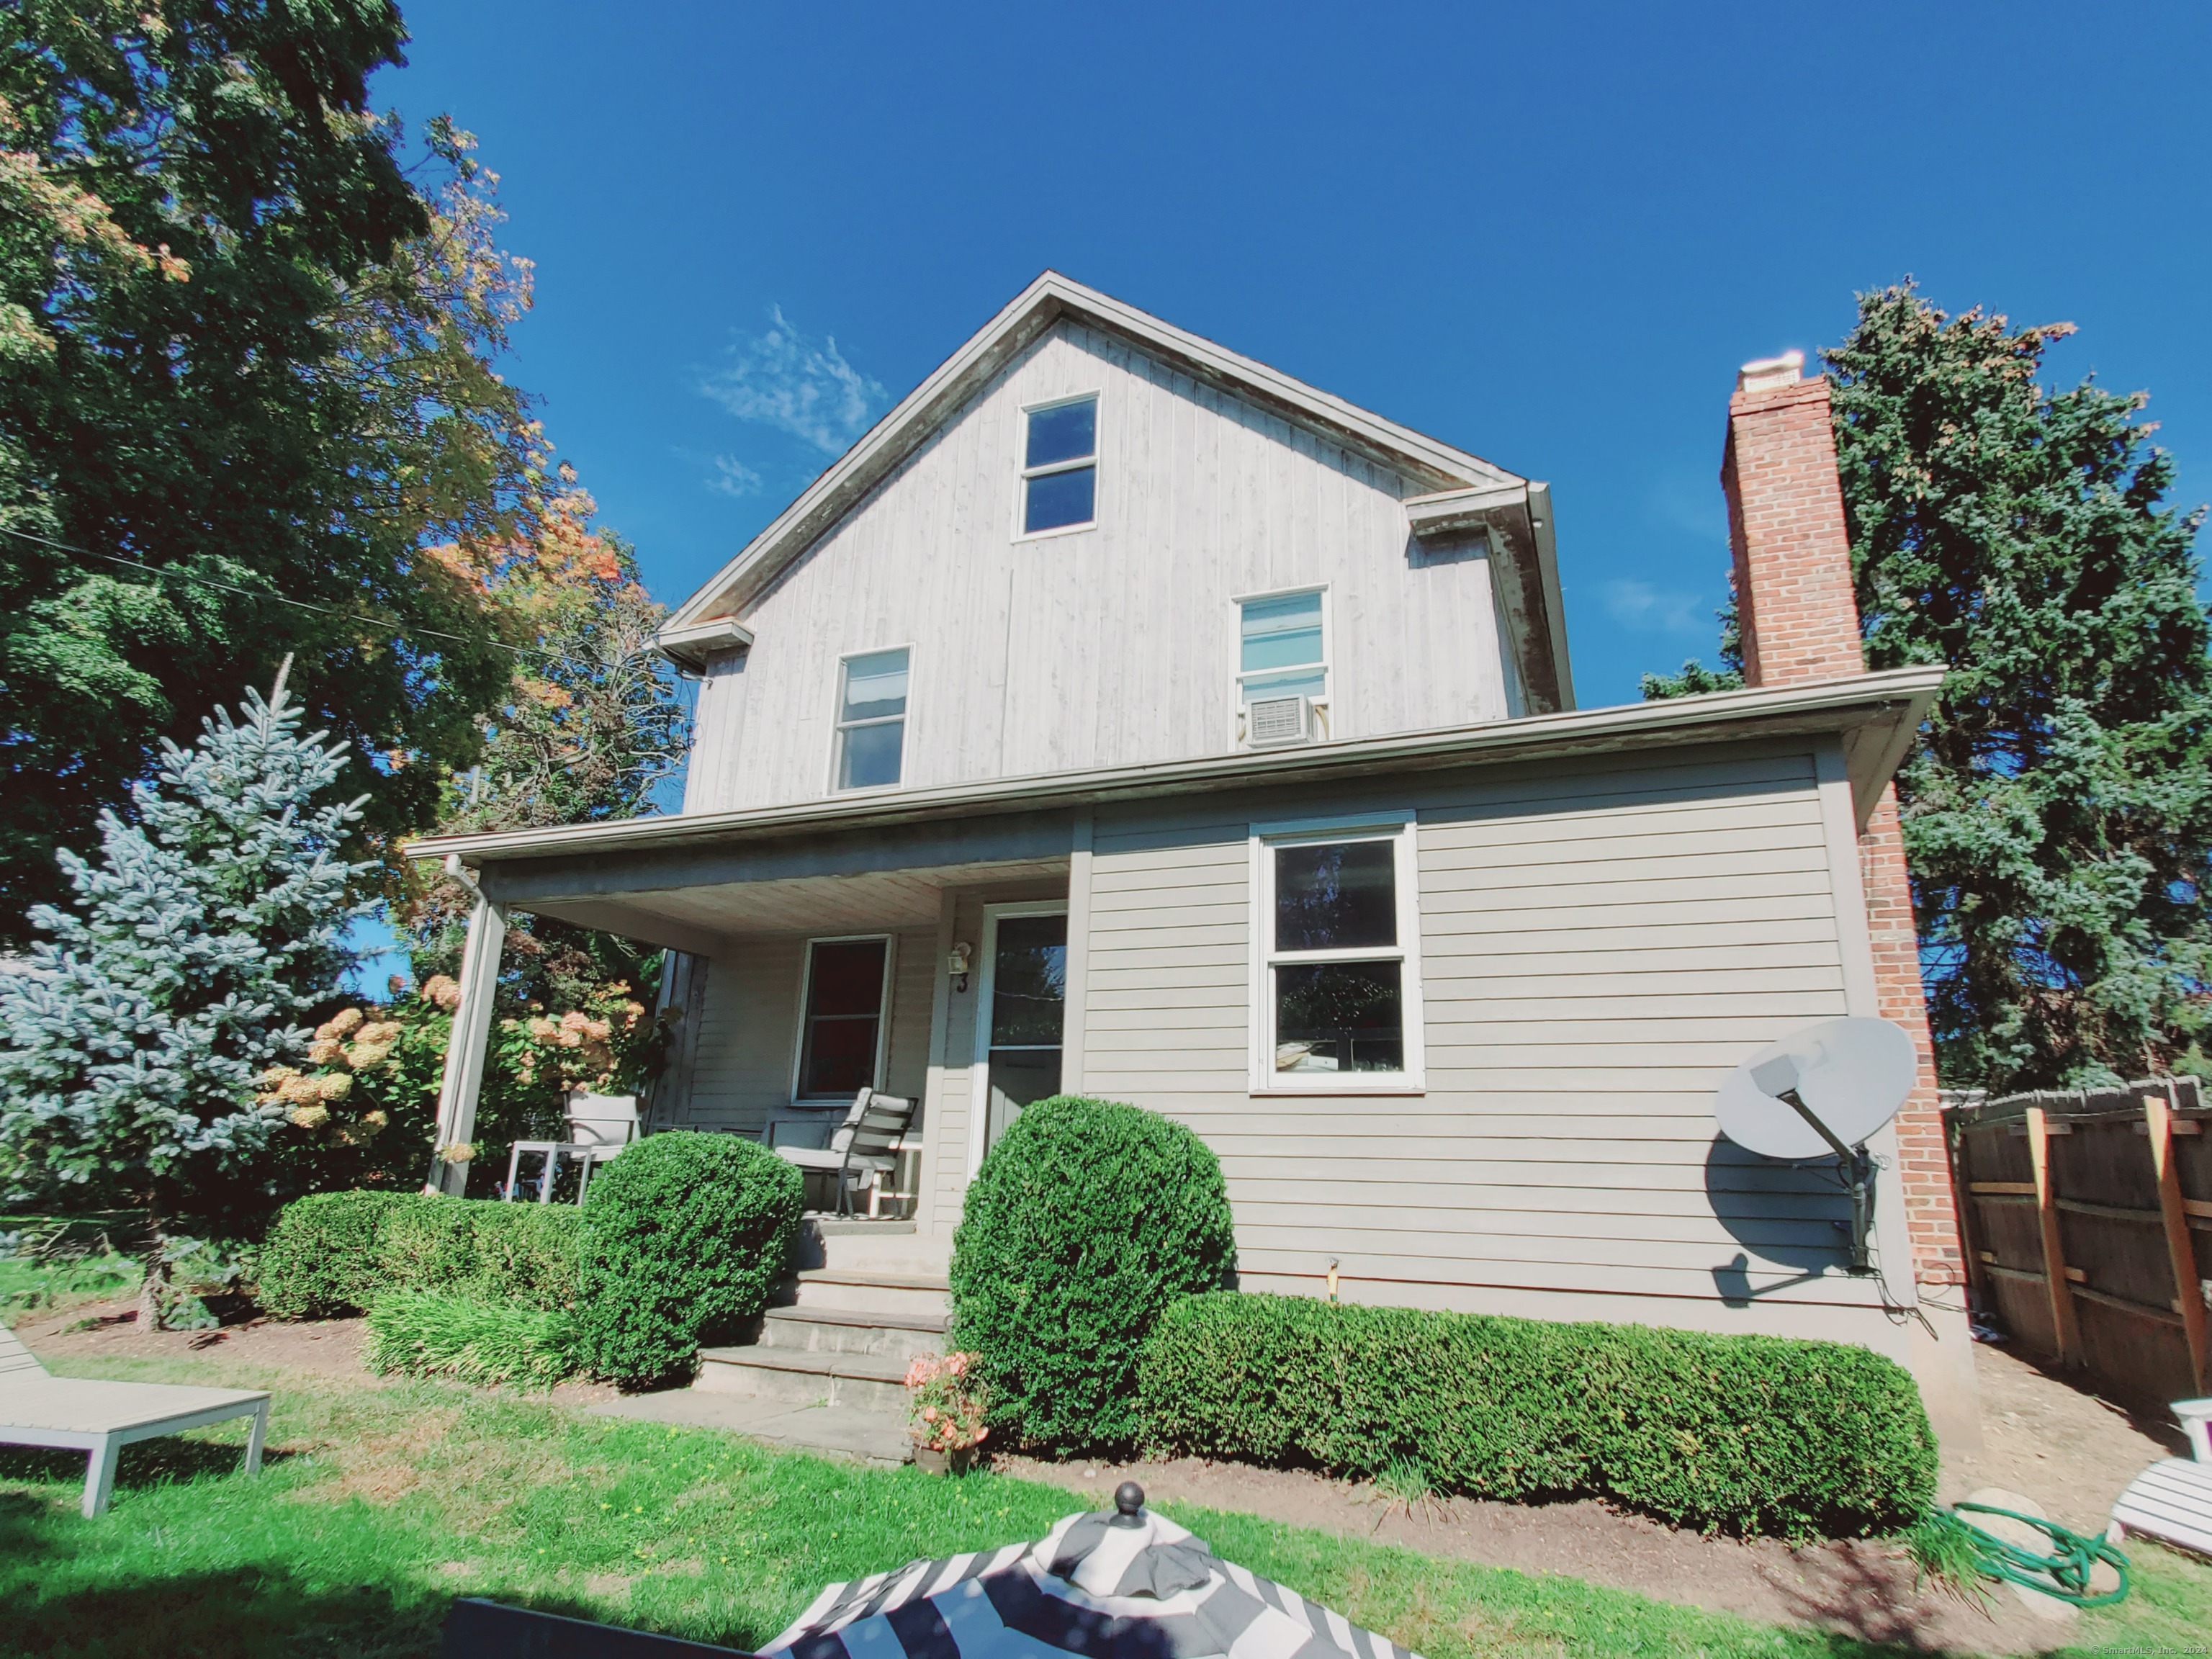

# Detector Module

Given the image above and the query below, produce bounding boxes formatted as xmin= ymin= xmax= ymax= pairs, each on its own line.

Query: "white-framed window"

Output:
xmin=1017 ymin=393 xmax=1097 ymax=537
xmin=1248 ymin=813 xmax=1424 ymax=1094
xmin=834 ymin=647 xmax=909 ymax=791
xmin=792 ymin=934 xmax=896 ymax=1100
xmin=1235 ymin=587 xmax=1330 ymax=742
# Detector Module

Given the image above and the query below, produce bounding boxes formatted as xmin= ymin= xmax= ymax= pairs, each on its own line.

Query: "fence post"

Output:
xmin=2147 ymin=1089 xmax=2208 ymax=1395
xmin=2027 ymin=1104 xmax=2081 ymax=1362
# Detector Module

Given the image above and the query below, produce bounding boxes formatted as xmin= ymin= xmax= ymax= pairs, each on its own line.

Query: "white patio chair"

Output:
xmin=0 ymin=1321 xmax=269 ymax=1516
xmin=503 ymin=1092 xmax=639 ymax=1204
xmin=774 ymin=1088 xmax=916 ymax=1217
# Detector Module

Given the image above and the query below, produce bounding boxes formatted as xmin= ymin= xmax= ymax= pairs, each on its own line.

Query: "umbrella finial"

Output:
xmin=1112 ymin=1481 xmax=1146 ymax=1525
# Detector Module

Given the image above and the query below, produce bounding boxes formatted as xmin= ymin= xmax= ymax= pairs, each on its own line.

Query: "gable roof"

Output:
xmin=662 ymin=271 xmax=1574 ymax=711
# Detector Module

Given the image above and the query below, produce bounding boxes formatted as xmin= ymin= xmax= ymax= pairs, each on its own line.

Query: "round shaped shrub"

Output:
xmin=570 ymin=1131 xmax=803 ymax=1388
xmin=949 ymin=1095 xmax=1236 ymax=1453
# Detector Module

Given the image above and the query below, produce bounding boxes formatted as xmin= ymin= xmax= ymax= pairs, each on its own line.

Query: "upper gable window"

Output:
xmin=835 ymin=647 xmax=909 ymax=791
xmin=1020 ymin=395 xmax=1097 ymax=536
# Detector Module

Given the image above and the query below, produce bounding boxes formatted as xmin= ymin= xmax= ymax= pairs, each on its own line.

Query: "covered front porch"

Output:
xmin=419 ymin=799 xmax=1085 ymax=1235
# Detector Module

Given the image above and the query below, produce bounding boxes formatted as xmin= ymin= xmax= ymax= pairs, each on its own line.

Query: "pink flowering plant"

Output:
xmin=904 ymin=1351 xmax=990 ymax=1454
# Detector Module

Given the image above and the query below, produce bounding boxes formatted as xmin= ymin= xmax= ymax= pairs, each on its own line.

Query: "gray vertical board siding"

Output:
xmin=691 ymin=320 xmax=1516 ymax=814
xmin=1077 ymin=747 xmax=1884 ymax=1311
xmin=675 ymin=925 xmax=937 ymax=1137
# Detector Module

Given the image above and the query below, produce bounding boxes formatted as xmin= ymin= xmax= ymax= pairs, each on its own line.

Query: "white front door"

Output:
xmin=969 ymin=904 xmax=1068 ymax=1170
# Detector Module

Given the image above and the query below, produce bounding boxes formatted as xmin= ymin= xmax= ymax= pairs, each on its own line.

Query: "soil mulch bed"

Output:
xmin=12 ymin=1298 xmax=620 ymax=1408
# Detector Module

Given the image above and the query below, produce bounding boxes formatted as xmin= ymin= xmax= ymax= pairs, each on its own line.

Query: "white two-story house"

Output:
xmin=412 ymin=274 xmax=1975 ymax=1436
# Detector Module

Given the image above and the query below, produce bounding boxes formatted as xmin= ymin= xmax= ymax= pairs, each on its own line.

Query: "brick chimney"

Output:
xmin=1721 ymin=352 xmax=1964 ymax=1291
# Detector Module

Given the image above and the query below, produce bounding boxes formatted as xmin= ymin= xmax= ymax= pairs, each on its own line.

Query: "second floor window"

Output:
xmin=1238 ymin=589 xmax=1328 ymax=707
xmin=836 ymin=647 xmax=909 ymax=790
xmin=1021 ymin=395 xmax=1097 ymax=534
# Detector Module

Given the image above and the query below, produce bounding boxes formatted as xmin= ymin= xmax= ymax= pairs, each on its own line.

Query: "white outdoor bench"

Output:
xmin=1 ymin=1321 xmax=269 ymax=1516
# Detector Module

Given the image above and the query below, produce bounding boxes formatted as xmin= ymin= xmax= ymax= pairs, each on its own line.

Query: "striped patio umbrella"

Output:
xmin=765 ymin=1484 xmax=1424 ymax=1659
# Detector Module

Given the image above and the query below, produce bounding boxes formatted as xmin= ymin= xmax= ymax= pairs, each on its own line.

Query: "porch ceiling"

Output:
xmin=510 ymin=855 xmax=1071 ymax=956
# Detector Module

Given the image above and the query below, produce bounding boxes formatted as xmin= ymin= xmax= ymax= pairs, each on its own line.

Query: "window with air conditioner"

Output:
xmin=1018 ymin=395 xmax=1097 ymax=536
xmin=1249 ymin=816 xmax=1424 ymax=1094
xmin=1237 ymin=588 xmax=1328 ymax=747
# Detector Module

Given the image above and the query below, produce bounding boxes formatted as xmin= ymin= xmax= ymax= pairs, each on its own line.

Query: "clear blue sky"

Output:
xmin=377 ymin=1 xmax=2210 ymax=714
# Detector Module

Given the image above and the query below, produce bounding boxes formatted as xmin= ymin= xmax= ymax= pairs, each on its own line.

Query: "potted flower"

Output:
xmin=904 ymin=1351 xmax=989 ymax=1474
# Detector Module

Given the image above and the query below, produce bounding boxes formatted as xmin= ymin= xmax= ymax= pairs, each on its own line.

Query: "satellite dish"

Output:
xmin=1714 ymin=1016 xmax=1917 ymax=1274
xmin=1715 ymin=1017 xmax=1916 ymax=1160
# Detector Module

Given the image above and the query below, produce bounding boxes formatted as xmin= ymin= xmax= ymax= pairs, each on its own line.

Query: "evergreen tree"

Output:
xmin=1831 ymin=286 xmax=2212 ymax=1090
xmin=0 ymin=675 xmax=370 ymax=1307
xmin=1647 ymin=284 xmax=2212 ymax=1089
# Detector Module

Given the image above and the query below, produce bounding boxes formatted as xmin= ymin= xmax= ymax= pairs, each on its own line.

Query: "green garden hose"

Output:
xmin=1950 ymin=1501 xmax=2131 ymax=1609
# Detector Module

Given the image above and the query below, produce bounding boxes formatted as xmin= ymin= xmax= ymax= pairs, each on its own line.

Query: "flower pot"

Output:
xmin=913 ymin=1444 xmax=976 ymax=1476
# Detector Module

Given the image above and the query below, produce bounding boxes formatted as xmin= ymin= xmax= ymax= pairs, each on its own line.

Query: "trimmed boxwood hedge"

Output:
xmin=1138 ymin=1292 xmax=1936 ymax=1537
xmin=950 ymin=1095 xmax=1237 ymax=1454
xmin=567 ymin=1131 xmax=803 ymax=1389
xmin=256 ymin=1191 xmax=582 ymax=1319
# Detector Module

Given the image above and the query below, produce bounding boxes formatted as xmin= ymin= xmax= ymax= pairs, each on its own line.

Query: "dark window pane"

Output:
xmin=801 ymin=1015 xmax=878 ymax=1095
xmin=1025 ymin=399 xmax=1096 ymax=467
xmin=1274 ymin=961 xmax=1404 ymax=1074
xmin=799 ymin=939 xmax=887 ymax=1097
xmin=806 ymin=940 xmax=886 ymax=1016
xmin=1025 ymin=464 xmax=1095 ymax=533
xmin=1274 ymin=841 xmax=1396 ymax=951
xmin=840 ymin=719 xmax=904 ymax=789
xmin=991 ymin=914 xmax=1067 ymax=1046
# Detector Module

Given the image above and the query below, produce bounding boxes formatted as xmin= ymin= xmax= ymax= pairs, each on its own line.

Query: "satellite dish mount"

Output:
xmin=1714 ymin=1017 xmax=1917 ymax=1278
xmin=1749 ymin=1053 xmax=1878 ymax=1274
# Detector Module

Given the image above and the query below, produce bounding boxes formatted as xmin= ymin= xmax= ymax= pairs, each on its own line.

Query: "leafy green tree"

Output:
xmin=1649 ymin=284 xmax=2212 ymax=1089
xmin=0 ymin=679 xmax=369 ymax=1320
xmin=1830 ymin=287 xmax=2212 ymax=1090
xmin=0 ymin=4 xmax=547 ymax=942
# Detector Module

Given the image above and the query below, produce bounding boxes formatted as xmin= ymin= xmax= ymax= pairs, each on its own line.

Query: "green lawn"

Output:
xmin=0 ymin=1349 xmax=2202 ymax=1659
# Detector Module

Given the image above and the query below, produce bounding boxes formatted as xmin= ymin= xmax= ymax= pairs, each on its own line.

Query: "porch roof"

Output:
xmin=405 ymin=667 xmax=1941 ymax=952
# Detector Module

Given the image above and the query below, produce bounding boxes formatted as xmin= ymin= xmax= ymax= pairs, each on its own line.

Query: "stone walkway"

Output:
xmin=590 ymin=1390 xmax=911 ymax=1467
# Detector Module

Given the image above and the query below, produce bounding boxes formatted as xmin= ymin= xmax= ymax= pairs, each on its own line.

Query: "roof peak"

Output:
xmin=665 ymin=273 xmax=1526 ymax=631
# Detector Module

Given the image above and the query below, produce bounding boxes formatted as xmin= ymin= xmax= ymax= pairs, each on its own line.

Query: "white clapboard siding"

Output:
xmin=677 ymin=925 xmax=937 ymax=1137
xmin=689 ymin=318 xmax=1519 ymax=812
xmin=1078 ymin=746 xmax=1871 ymax=1313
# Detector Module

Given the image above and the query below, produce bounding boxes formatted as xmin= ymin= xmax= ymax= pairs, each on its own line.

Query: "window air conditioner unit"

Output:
xmin=1246 ymin=694 xmax=1316 ymax=749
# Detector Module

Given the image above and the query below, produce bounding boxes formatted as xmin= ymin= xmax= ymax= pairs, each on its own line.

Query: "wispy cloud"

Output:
xmin=706 ymin=454 xmax=764 ymax=498
xmin=1601 ymin=578 xmax=1712 ymax=636
xmin=698 ymin=306 xmax=886 ymax=455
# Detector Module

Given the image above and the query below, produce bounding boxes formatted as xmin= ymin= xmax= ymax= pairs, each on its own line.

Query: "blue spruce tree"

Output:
xmin=0 ymin=673 xmax=369 ymax=1320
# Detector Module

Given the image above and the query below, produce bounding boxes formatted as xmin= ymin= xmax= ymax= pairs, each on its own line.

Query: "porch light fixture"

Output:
xmin=947 ymin=942 xmax=972 ymax=994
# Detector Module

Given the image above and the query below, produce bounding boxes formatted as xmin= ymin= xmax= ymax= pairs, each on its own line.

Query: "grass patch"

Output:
xmin=0 ymin=1346 xmax=2198 ymax=1658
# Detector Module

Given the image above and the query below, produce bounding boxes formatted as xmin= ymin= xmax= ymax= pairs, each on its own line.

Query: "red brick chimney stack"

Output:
xmin=1720 ymin=352 xmax=1964 ymax=1292
xmin=1722 ymin=353 xmax=1867 ymax=687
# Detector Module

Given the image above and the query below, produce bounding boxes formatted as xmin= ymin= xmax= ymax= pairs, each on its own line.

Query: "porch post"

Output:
xmin=428 ymin=888 xmax=507 ymax=1197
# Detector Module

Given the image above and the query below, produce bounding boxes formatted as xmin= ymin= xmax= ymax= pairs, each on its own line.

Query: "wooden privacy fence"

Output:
xmin=1948 ymin=1076 xmax=2210 ymax=1407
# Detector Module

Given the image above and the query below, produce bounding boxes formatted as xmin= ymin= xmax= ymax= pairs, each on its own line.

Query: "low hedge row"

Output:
xmin=1138 ymin=1292 xmax=1936 ymax=1537
xmin=258 ymin=1134 xmax=803 ymax=1390
xmin=256 ymin=1191 xmax=582 ymax=1320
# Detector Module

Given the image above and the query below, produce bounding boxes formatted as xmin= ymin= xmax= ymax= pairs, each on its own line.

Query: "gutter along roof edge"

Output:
xmin=408 ymin=665 xmax=1944 ymax=868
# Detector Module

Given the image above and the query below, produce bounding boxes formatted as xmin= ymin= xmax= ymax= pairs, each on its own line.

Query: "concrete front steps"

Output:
xmin=680 ymin=1218 xmax=951 ymax=1458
